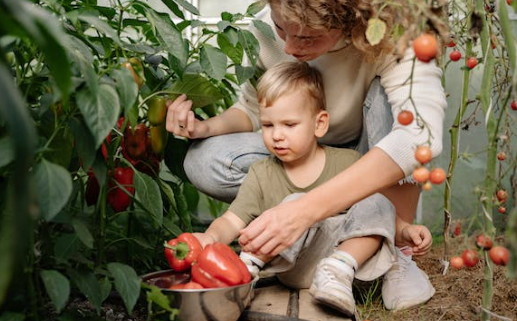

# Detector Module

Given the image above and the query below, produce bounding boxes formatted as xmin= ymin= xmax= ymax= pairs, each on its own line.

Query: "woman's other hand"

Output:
xmin=165 ymin=94 xmax=209 ymax=139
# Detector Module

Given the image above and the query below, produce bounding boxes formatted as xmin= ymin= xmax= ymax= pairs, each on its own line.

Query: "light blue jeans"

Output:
xmin=184 ymin=78 xmax=393 ymax=203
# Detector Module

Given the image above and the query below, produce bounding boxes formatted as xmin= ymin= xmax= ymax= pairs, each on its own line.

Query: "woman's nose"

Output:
xmin=283 ymin=35 xmax=301 ymax=55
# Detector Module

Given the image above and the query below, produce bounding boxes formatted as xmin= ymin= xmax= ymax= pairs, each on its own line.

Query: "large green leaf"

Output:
xmin=217 ymin=33 xmax=244 ymax=65
xmin=134 ymin=172 xmax=163 ymax=226
xmin=53 ymin=234 xmax=81 ymax=263
xmin=78 ymin=13 xmax=122 ymax=46
xmin=172 ymin=0 xmax=200 ymax=16
xmin=167 ymin=74 xmax=222 ymax=109
xmin=68 ymin=269 xmax=104 ymax=313
xmin=112 ymin=68 xmax=138 ymax=114
xmin=67 ymin=36 xmax=98 ymax=94
xmin=107 ymin=263 xmax=140 ymax=314
xmin=199 ymin=44 xmax=227 ymax=81
xmin=34 ymin=159 xmax=73 ymax=221
xmin=238 ymin=29 xmax=260 ymax=65
xmin=40 ymin=270 xmax=70 ymax=313
xmin=76 ymin=84 xmax=120 ymax=149
xmin=235 ymin=65 xmax=256 ymax=85
xmin=252 ymin=19 xmax=275 ymax=40
xmin=69 ymin=117 xmax=96 ymax=171
xmin=145 ymin=9 xmax=188 ymax=71
xmin=0 ymin=137 xmax=14 ymax=168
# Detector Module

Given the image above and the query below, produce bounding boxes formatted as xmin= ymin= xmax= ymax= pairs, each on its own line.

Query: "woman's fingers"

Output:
xmin=165 ymin=94 xmax=193 ymax=134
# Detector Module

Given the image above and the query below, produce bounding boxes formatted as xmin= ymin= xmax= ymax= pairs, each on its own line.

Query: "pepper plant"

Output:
xmin=0 ymin=0 xmax=269 ymax=319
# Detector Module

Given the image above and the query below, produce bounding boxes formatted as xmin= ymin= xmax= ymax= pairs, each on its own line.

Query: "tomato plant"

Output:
xmin=466 ymin=57 xmax=478 ymax=69
xmin=414 ymin=145 xmax=433 ymax=164
xmin=413 ymin=166 xmax=430 ymax=183
xmin=476 ymin=234 xmax=493 ymax=250
xmin=449 ymin=50 xmax=462 ymax=62
xmin=450 ymin=256 xmax=464 ymax=269
xmin=429 ymin=168 xmax=446 ymax=185
xmin=511 ymin=100 xmax=517 ymax=110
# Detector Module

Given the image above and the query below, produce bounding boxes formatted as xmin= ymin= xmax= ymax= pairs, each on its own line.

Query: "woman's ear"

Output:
xmin=314 ymin=110 xmax=329 ymax=138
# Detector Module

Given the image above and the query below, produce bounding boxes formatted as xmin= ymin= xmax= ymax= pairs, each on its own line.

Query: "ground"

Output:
xmin=58 ymin=235 xmax=517 ymax=321
xmin=357 ymin=235 xmax=517 ymax=321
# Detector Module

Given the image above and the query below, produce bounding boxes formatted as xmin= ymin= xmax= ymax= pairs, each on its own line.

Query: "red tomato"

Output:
xmin=511 ymin=100 xmax=517 ymax=110
xmin=453 ymin=221 xmax=461 ymax=237
xmin=498 ymin=206 xmax=506 ymax=214
xmin=497 ymin=152 xmax=506 ymax=161
xmin=489 ymin=246 xmax=510 ymax=266
xmin=496 ymin=190 xmax=508 ymax=202
xmin=507 ymin=0 xmax=512 ymax=5
xmin=445 ymin=39 xmax=456 ymax=47
xmin=413 ymin=166 xmax=430 ymax=183
xmin=461 ymin=249 xmax=479 ymax=268
xmin=466 ymin=57 xmax=478 ymax=69
xmin=429 ymin=168 xmax=446 ymax=184
xmin=476 ymin=234 xmax=493 ymax=250
xmin=450 ymin=256 xmax=464 ymax=269
xmin=397 ymin=110 xmax=414 ymax=125
xmin=413 ymin=33 xmax=439 ymax=62
xmin=449 ymin=50 xmax=462 ymax=62
xmin=415 ymin=145 xmax=433 ymax=164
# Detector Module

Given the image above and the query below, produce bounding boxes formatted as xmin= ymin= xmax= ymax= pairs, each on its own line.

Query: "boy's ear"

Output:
xmin=314 ymin=110 xmax=329 ymax=138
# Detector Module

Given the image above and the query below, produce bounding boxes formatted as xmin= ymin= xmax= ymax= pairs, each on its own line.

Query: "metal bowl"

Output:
xmin=141 ymin=269 xmax=256 ymax=321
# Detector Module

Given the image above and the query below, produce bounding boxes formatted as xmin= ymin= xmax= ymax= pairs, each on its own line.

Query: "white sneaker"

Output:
xmin=309 ymin=257 xmax=356 ymax=317
xmin=382 ymin=247 xmax=435 ymax=310
xmin=239 ymin=252 xmax=263 ymax=278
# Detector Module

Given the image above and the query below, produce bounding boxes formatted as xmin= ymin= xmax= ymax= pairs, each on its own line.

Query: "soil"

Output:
xmin=58 ymin=235 xmax=517 ymax=321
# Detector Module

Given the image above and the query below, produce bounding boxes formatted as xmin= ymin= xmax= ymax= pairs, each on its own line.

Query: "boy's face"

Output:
xmin=259 ymin=89 xmax=328 ymax=165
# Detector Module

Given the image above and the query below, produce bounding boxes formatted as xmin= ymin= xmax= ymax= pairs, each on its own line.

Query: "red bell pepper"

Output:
xmin=169 ymin=281 xmax=204 ymax=290
xmin=107 ymin=167 xmax=135 ymax=212
xmin=164 ymin=233 xmax=203 ymax=272
xmin=192 ymin=242 xmax=251 ymax=288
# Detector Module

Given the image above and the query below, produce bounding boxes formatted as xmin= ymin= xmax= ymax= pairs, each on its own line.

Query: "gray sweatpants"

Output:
xmin=264 ymin=193 xmax=397 ymax=289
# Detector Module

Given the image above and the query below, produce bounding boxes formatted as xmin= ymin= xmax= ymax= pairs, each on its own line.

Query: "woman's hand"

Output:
xmin=192 ymin=232 xmax=217 ymax=248
xmin=238 ymin=198 xmax=314 ymax=256
xmin=165 ymin=94 xmax=209 ymax=139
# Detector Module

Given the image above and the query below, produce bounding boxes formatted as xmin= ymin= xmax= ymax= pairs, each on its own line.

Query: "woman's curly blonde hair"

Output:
xmin=266 ymin=0 xmax=441 ymax=61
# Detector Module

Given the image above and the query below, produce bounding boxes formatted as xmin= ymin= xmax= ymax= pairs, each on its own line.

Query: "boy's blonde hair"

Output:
xmin=257 ymin=61 xmax=325 ymax=112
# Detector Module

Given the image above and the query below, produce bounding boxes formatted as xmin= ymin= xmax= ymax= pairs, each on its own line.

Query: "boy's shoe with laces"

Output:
xmin=309 ymin=257 xmax=355 ymax=317
xmin=382 ymin=247 xmax=435 ymax=310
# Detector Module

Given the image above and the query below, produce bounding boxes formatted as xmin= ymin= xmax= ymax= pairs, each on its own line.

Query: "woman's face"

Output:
xmin=270 ymin=6 xmax=343 ymax=61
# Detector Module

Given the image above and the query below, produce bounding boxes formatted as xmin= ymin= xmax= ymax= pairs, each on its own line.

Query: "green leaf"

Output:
xmin=72 ymin=219 xmax=94 ymax=249
xmin=167 ymin=74 xmax=222 ymax=109
xmin=107 ymin=263 xmax=140 ymax=314
xmin=365 ymin=18 xmax=386 ymax=46
xmin=67 ymin=37 xmax=98 ymax=94
xmin=7 ymin=1 xmax=72 ymax=98
xmin=217 ymin=21 xmax=231 ymax=32
xmin=53 ymin=234 xmax=81 ymax=262
xmin=200 ymin=44 xmax=227 ymax=81
xmin=0 ymin=312 xmax=25 ymax=321
xmin=183 ymin=182 xmax=199 ymax=213
xmin=160 ymin=0 xmax=185 ymax=19
xmin=144 ymin=284 xmax=176 ymax=313
xmin=76 ymin=84 xmax=120 ymax=149
xmin=252 ymin=19 xmax=275 ymax=40
xmin=78 ymin=13 xmax=122 ymax=46
xmin=145 ymin=9 xmax=188 ymax=71
xmin=112 ymin=68 xmax=138 ymax=113
xmin=172 ymin=183 xmax=192 ymax=231
xmin=40 ymin=270 xmax=70 ymax=313
xmin=238 ymin=29 xmax=260 ymax=65
xmin=68 ymin=270 xmax=104 ymax=313
xmin=246 ymin=1 xmax=267 ymax=16
xmin=235 ymin=65 xmax=256 ymax=85
xmin=172 ymin=0 xmax=200 ymax=16
xmin=217 ymin=33 xmax=243 ymax=65
xmin=134 ymin=172 xmax=163 ymax=226
xmin=0 ymin=137 xmax=14 ymax=167
xmin=99 ymin=276 xmax=112 ymax=303
xmin=34 ymin=159 xmax=73 ymax=221
xmin=69 ymin=117 xmax=96 ymax=171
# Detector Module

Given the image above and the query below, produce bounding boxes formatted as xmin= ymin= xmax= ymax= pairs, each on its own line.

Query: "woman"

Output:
xmin=166 ymin=0 xmax=446 ymax=311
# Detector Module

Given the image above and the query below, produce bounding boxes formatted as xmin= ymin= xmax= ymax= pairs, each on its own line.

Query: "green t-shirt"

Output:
xmin=228 ymin=146 xmax=361 ymax=224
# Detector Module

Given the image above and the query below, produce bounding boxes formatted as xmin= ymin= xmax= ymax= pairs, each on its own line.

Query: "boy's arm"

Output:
xmin=194 ymin=211 xmax=247 ymax=247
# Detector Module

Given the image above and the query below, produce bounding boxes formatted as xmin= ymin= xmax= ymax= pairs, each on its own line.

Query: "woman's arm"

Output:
xmin=166 ymin=95 xmax=254 ymax=139
xmin=239 ymin=147 xmax=404 ymax=256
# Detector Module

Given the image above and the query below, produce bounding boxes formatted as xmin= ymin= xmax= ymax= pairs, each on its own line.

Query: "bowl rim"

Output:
xmin=140 ymin=269 xmax=258 ymax=292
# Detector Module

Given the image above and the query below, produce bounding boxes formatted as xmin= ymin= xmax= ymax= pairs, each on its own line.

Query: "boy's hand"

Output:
xmin=165 ymin=94 xmax=209 ymax=139
xmin=398 ymin=224 xmax=432 ymax=256
xmin=192 ymin=232 xmax=217 ymax=248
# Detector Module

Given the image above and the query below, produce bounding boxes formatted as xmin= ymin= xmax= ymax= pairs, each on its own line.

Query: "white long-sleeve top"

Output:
xmin=232 ymin=7 xmax=448 ymax=176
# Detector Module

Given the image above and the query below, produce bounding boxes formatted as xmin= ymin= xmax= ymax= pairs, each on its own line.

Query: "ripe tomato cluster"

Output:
xmin=450 ymin=234 xmax=511 ymax=270
xmin=495 ymin=189 xmax=508 ymax=214
xmin=410 ymin=145 xmax=446 ymax=190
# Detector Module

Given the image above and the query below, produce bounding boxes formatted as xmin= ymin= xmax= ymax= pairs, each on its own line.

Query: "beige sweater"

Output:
xmin=232 ymin=7 xmax=448 ymax=176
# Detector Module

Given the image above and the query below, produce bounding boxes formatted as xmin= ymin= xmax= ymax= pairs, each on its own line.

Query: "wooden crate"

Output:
xmin=239 ymin=277 xmax=357 ymax=321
